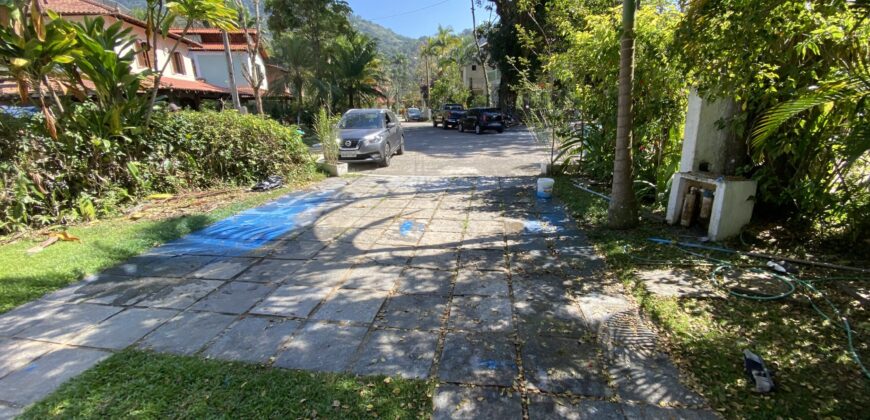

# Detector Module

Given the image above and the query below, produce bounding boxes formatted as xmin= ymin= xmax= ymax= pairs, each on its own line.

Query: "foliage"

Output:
xmin=313 ymin=108 xmax=340 ymax=164
xmin=0 ymin=110 xmax=313 ymax=234
xmin=554 ymin=177 xmax=870 ymax=418
xmin=330 ymin=31 xmax=384 ymax=109
xmin=675 ymin=0 xmax=870 ymax=240
xmin=22 ymin=350 xmax=433 ymax=418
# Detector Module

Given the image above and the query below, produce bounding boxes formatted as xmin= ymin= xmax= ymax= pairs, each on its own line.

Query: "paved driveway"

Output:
xmin=347 ymin=122 xmax=549 ymax=176
xmin=0 ymin=129 xmax=714 ymax=418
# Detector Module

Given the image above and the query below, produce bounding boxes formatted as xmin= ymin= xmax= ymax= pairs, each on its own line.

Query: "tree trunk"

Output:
xmin=607 ymin=0 xmax=639 ymax=228
xmin=223 ymin=30 xmax=242 ymax=111
xmin=470 ymin=0 xmax=491 ymax=107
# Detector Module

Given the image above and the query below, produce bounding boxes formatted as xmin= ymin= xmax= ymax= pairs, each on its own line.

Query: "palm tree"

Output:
xmin=331 ymin=32 xmax=383 ymax=109
xmin=275 ymin=35 xmax=312 ymax=124
xmin=608 ymin=0 xmax=639 ymax=228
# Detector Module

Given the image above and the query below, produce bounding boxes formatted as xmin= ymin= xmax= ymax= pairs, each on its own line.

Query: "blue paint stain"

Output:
xmin=152 ymin=188 xmax=333 ymax=256
xmin=399 ymin=220 xmax=414 ymax=236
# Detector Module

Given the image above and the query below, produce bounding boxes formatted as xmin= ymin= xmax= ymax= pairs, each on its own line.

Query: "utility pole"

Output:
xmin=470 ymin=0 xmax=491 ymax=107
xmin=222 ymin=30 xmax=242 ymax=111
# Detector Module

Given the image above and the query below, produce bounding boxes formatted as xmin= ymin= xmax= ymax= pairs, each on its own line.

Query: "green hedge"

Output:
xmin=0 ymin=109 xmax=313 ymax=234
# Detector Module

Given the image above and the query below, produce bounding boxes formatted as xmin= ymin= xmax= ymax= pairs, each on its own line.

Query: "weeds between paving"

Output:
xmin=553 ymin=176 xmax=869 ymax=418
xmin=19 ymin=350 xmax=433 ymax=419
xmin=0 ymin=173 xmax=325 ymax=314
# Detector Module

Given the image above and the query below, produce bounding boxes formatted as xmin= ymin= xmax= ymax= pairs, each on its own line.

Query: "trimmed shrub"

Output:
xmin=0 ymin=108 xmax=314 ymax=234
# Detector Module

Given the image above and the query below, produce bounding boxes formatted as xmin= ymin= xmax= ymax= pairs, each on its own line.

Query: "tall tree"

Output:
xmin=470 ymin=0 xmax=491 ymax=106
xmin=142 ymin=0 xmax=236 ymax=122
xmin=234 ymin=0 xmax=265 ymax=115
xmin=266 ymin=0 xmax=351 ymax=102
xmin=331 ymin=31 xmax=383 ymax=109
xmin=608 ymin=0 xmax=639 ymax=228
xmin=274 ymin=34 xmax=312 ymax=124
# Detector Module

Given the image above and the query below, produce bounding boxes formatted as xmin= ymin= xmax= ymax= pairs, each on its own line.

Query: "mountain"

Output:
xmin=349 ymin=15 xmax=421 ymax=59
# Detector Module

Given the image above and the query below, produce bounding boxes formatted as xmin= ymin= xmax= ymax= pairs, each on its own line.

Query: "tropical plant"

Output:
xmin=313 ymin=108 xmax=340 ymax=164
xmin=331 ymin=31 xmax=384 ymax=109
xmin=274 ymin=34 xmax=313 ymax=124
xmin=142 ymin=0 xmax=237 ymax=122
xmin=0 ymin=1 xmax=79 ymax=138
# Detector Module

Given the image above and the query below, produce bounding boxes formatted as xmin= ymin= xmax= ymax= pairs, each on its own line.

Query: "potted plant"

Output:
xmin=314 ymin=108 xmax=346 ymax=176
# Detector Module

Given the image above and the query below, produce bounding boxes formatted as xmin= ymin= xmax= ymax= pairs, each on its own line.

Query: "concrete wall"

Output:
xmin=680 ymin=89 xmax=743 ymax=175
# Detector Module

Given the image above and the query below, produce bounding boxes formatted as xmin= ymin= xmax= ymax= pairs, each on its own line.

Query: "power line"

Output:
xmin=369 ymin=0 xmax=453 ymax=21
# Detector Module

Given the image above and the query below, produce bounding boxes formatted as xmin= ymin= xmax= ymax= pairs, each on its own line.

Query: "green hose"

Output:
xmin=629 ymin=242 xmax=870 ymax=380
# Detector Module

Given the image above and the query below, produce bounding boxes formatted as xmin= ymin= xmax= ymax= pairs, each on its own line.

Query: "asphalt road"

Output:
xmin=346 ymin=121 xmax=549 ymax=177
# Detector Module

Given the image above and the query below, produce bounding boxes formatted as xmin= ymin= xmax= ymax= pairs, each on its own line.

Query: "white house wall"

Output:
xmin=192 ymin=51 xmax=269 ymax=90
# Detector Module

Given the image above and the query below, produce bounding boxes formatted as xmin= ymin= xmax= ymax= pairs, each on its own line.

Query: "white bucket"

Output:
xmin=537 ymin=178 xmax=555 ymax=199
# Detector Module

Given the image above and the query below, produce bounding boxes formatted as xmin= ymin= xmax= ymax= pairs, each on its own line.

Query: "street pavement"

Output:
xmin=0 ymin=126 xmax=715 ymax=419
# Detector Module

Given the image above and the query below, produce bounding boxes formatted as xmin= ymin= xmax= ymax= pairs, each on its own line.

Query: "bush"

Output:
xmin=0 ymin=107 xmax=314 ymax=234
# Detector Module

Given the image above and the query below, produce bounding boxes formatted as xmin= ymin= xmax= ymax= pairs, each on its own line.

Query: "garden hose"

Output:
xmin=630 ymin=240 xmax=870 ymax=380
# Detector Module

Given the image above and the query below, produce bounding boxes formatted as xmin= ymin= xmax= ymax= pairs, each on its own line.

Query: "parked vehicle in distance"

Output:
xmin=337 ymin=109 xmax=405 ymax=167
xmin=441 ymin=109 xmax=466 ymax=130
xmin=458 ymin=107 xmax=505 ymax=134
xmin=406 ymin=107 xmax=423 ymax=121
xmin=433 ymin=103 xmax=464 ymax=128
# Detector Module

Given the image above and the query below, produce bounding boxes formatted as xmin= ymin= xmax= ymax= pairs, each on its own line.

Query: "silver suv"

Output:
xmin=337 ymin=109 xmax=405 ymax=167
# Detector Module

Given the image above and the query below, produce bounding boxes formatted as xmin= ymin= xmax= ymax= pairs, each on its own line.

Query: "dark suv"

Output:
xmin=458 ymin=108 xmax=504 ymax=134
xmin=433 ymin=103 xmax=464 ymax=128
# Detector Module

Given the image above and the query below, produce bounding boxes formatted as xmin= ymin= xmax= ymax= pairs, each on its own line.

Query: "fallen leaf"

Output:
xmin=383 ymin=377 xmax=392 ymax=384
xmin=50 ymin=231 xmax=81 ymax=242
xmin=27 ymin=236 xmax=59 ymax=254
xmin=146 ymin=193 xmax=174 ymax=200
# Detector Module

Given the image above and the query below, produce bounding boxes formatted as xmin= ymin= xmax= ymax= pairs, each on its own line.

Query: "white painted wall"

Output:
xmin=64 ymin=15 xmax=197 ymax=80
xmin=680 ymin=89 xmax=739 ymax=174
xmin=191 ymin=51 xmax=268 ymax=90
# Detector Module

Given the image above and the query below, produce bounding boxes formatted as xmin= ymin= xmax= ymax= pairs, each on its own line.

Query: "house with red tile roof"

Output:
xmin=2 ymin=0 xmax=284 ymax=109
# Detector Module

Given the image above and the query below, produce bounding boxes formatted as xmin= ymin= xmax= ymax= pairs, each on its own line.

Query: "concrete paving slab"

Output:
xmin=376 ymin=294 xmax=447 ymax=331
xmin=448 ymin=296 xmax=513 ymax=333
xmin=289 ymin=259 xmax=354 ymax=287
xmin=409 ymin=247 xmax=459 ymax=270
xmin=454 ymin=270 xmax=509 ymax=297
xmin=338 ymin=228 xmax=386 ymax=245
xmin=0 ymin=338 xmax=62 ymax=379
xmin=438 ymin=332 xmax=517 ymax=386
xmin=428 ymin=218 xmax=465 ymax=233
xmin=459 ymin=249 xmax=507 ymax=271
xmin=527 ymin=394 xmax=624 ymax=419
xmin=358 ymin=247 xmax=415 ymax=266
xmin=275 ymin=321 xmax=367 ymax=372
xmin=70 ymin=307 xmax=178 ymax=350
xmin=515 ymin=298 xmax=588 ymax=338
xmin=190 ymin=257 xmax=257 ymax=280
xmin=138 ymin=311 xmax=236 ymax=355
xmin=204 ymin=317 xmax=301 ymax=364
xmin=249 ymin=285 xmax=331 ymax=318
xmin=620 ymin=401 xmax=718 ymax=420
xmin=311 ymin=289 xmax=388 ymax=323
xmin=0 ymin=403 xmax=22 ymax=420
xmin=0 ymin=301 xmax=62 ymax=337
xmin=190 ymin=282 xmax=276 ymax=314
xmin=235 ymin=258 xmax=305 ymax=283
xmin=352 ymin=329 xmax=437 ymax=379
xmin=417 ymin=231 xmax=463 ymax=248
xmin=134 ymin=279 xmax=224 ymax=310
xmin=0 ymin=347 xmax=109 ymax=405
xmin=512 ymin=274 xmax=575 ymax=302
xmin=396 ymin=268 xmax=454 ymax=296
xmin=120 ymin=255 xmax=217 ymax=278
xmin=81 ymin=276 xmax=176 ymax=306
xmin=342 ymin=263 xmax=403 ymax=291
xmin=268 ymin=240 xmax=328 ymax=260
xmin=575 ymin=294 xmax=634 ymax=331
xmin=296 ymin=226 xmax=348 ymax=242
xmin=609 ymin=348 xmax=705 ymax=406
xmin=432 ymin=384 xmax=523 ymax=420
xmin=14 ymin=304 xmax=123 ymax=344
xmin=314 ymin=240 xmax=371 ymax=261
xmin=522 ymin=336 xmax=610 ymax=397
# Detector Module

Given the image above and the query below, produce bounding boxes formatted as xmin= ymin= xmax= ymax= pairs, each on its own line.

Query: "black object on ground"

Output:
xmin=743 ymin=349 xmax=775 ymax=393
xmin=252 ymin=176 xmax=284 ymax=192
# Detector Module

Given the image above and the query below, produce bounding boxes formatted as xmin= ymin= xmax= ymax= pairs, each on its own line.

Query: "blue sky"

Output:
xmin=348 ymin=0 xmax=491 ymax=38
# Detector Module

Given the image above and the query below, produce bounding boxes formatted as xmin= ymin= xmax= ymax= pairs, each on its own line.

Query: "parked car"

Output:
xmin=337 ymin=109 xmax=405 ymax=167
xmin=432 ymin=103 xmax=464 ymax=128
xmin=458 ymin=107 xmax=504 ymax=134
xmin=406 ymin=107 xmax=423 ymax=121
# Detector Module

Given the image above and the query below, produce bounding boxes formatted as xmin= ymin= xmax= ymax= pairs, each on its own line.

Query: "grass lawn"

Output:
xmin=20 ymin=350 xmax=433 ymax=419
xmin=554 ymin=176 xmax=870 ymax=418
xmin=0 ymin=172 xmax=324 ymax=314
